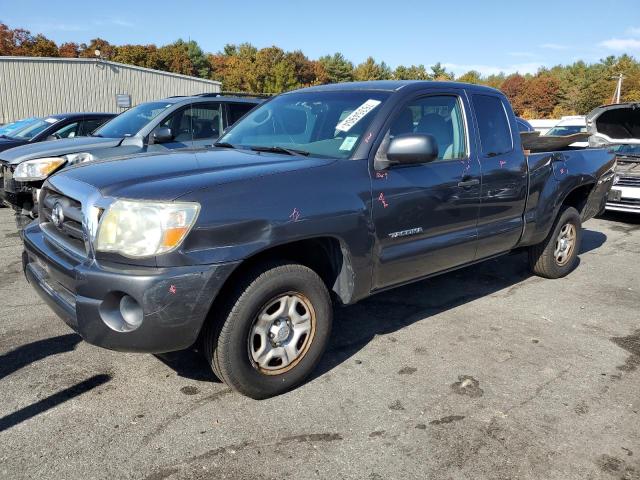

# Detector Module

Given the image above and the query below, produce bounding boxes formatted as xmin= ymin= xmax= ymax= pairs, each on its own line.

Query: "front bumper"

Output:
xmin=0 ymin=162 xmax=37 ymax=214
xmin=22 ymin=222 xmax=239 ymax=353
xmin=606 ymin=186 xmax=640 ymax=213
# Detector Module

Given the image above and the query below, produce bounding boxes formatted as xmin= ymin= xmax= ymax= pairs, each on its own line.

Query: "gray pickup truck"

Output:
xmin=21 ymin=81 xmax=615 ymax=398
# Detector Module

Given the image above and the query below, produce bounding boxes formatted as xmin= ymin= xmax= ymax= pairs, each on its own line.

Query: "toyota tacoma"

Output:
xmin=21 ymin=81 xmax=615 ymax=398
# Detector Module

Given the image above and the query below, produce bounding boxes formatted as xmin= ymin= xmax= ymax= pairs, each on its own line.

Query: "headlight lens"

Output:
xmin=95 ymin=200 xmax=200 ymax=258
xmin=64 ymin=152 xmax=94 ymax=165
xmin=13 ymin=152 xmax=94 ymax=181
xmin=14 ymin=157 xmax=66 ymax=181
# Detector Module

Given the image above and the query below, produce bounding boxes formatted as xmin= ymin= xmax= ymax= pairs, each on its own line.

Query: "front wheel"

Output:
xmin=528 ymin=206 xmax=582 ymax=279
xmin=203 ymin=262 xmax=332 ymax=399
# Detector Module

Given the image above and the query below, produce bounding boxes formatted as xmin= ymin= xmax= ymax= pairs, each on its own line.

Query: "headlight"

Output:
xmin=14 ymin=157 xmax=66 ymax=181
xmin=95 ymin=200 xmax=200 ymax=258
xmin=13 ymin=152 xmax=94 ymax=181
xmin=64 ymin=152 xmax=94 ymax=165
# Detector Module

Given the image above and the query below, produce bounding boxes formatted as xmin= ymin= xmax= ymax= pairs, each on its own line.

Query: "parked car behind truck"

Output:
xmin=22 ymin=81 xmax=615 ymax=399
xmin=0 ymin=95 xmax=260 ymax=219
xmin=587 ymin=102 xmax=640 ymax=213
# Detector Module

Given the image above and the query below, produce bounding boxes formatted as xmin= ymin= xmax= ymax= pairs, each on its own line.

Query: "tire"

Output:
xmin=528 ymin=206 xmax=582 ymax=279
xmin=203 ymin=262 xmax=332 ymax=399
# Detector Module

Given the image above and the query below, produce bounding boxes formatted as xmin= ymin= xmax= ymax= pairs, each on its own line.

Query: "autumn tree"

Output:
xmin=501 ymin=74 xmax=527 ymax=115
xmin=79 ymin=38 xmax=116 ymax=59
xmin=58 ymin=42 xmax=80 ymax=58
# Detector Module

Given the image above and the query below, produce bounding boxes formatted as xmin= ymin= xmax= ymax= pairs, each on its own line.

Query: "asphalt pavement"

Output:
xmin=0 ymin=208 xmax=638 ymax=480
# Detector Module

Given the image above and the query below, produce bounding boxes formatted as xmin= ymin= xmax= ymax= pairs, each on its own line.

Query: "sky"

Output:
xmin=2 ymin=0 xmax=640 ymax=76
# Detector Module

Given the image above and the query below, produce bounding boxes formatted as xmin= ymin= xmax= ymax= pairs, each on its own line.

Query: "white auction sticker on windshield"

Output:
xmin=335 ymin=99 xmax=381 ymax=132
xmin=339 ymin=135 xmax=359 ymax=151
xmin=44 ymin=117 xmax=58 ymax=124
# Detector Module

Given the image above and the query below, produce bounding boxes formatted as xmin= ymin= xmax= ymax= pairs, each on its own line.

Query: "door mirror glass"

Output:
xmin=387 ymin=133 xmax=439 ymax=165
xmin=153 ymin=126 xmax=173 ymax=144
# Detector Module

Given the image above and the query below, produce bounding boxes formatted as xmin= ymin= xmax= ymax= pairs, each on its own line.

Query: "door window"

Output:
xmin=381 ymin=95 xmax=467 ymax=161
xmin=227 ymin=103 xmax=256 ymax=126
xmin=190 ymin=103 xmax=222 ymax=140
xmin=52 ymin=122 xmax=80 ymax=138
xmin=80 ymin=119 xmax=108 ymax=136
xmin=471 ymin=95 xmax=513 ymax=156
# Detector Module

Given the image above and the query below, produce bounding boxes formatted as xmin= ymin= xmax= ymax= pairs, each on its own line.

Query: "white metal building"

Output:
xmin=0 ymin=56 xmax=222 ymax=123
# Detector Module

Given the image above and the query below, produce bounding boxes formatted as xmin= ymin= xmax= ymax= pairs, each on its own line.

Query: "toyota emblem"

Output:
xmin=51 ymin=203 xmax=64 ymax=228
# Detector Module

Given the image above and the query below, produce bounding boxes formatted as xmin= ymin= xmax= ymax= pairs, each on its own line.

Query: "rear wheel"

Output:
xmin=528 ymin=206 xmax=582 ymax=279
xmin=203 ymin=262 xmax=332 ymax=399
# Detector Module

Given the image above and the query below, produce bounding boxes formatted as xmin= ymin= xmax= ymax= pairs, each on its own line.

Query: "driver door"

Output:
xmin=371 ymin=91 xmax=482 ymax=290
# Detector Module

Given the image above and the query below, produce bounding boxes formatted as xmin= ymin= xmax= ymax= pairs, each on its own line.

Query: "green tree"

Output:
xmin=353 ymin=57 xmax=392 ymax=81
xmin=318 ymin=53 xmax=354 ymax=83
xmin=457 ymin=70 xmax=483 ymax=84
xmin=430 ymin=62 xmax=453 ymax=81
xmin=394 ymin=64 xmax=429 ymax=80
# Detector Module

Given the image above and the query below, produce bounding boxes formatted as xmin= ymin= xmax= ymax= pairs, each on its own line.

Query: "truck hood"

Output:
xmin=587 ymin=103 xmax=640 ymax=146
xmin=0 ymin=136 xmax=122 ymax=164
xmin=51 ymin=148 xmax=334 ymax=201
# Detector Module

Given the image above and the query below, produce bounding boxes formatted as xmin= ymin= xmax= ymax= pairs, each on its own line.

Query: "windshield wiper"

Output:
xmin=249 ymin=145 xmax=310 ymax=156
xmin=213 ymin=141 xmax=236 ymax=149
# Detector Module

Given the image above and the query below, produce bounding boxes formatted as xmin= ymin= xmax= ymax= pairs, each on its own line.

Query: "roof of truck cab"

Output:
xmin=292 ymin=80 xmax=502 ymax=95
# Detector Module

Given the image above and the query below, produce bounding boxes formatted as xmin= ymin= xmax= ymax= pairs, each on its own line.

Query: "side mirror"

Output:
xmin=386 ymin=133 xmax=439 ymax=166
xmin=152 ymin=127 xmax=173 ymax=144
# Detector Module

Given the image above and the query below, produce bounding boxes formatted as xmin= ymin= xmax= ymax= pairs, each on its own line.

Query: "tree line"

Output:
xmin=1 ymin=22 xmax=639 ymax=118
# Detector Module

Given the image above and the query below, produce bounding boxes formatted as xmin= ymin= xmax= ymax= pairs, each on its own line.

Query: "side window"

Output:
xmin=472 ymin=95 xmax=513 ymax=156
xmin=80 ymin=119 xmax=108 ymax=136
xmin=53 ymin=122 xmax=80 ymax=138
xmin=227 ymin=103 xmax=255 ymax=126
xmin=190 ymin=103 xmax=222 ymax=140
xmin=158 ymin=108 xmax=190 ymax=142
xmin=382 ymin=95 xmax=467 ymax=161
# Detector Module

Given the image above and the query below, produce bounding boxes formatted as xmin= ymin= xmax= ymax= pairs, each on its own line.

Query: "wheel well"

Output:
xmin=215 ymin=237 xmax=353 ymax=309
xmin=561 ymin=183 xmax=594 ymax=215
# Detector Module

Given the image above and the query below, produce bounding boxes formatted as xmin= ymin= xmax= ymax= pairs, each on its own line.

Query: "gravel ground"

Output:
xmin=0 ymin=208 xmax=638 ymax=480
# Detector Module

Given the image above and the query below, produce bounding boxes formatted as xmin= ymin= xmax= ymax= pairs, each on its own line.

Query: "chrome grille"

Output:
xmin=39 ymin=187 xmax=87 ymax=257
xmin=616 ymin=175 xmax=640 ymax=187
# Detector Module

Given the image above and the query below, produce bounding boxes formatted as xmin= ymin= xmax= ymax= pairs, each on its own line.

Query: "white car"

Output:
xmin=544 ymin=116 xmax=588 ymax=147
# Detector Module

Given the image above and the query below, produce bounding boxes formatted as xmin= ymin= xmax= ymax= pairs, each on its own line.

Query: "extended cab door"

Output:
xmin=371 ymin=90 xmax=482 ymax=289
xmin=469 ymin=94 xmax=528 ymax=259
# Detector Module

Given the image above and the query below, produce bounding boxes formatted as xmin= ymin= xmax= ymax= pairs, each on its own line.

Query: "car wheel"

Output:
xmin=528 ymin=206 xmax=582 ymax=279
xmin=203 ymin=262 xmax=332 ymax=399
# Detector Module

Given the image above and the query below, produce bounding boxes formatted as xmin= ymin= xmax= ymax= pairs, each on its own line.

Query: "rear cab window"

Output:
xmin=472 ymin=94 xmax=513 ymax=156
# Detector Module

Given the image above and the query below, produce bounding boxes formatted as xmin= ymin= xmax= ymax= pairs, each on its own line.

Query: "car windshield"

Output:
xmin=8 ymin=117 xmax=60 ymax=140
xmin=611 ymin=144 xmax=640 ymax=157
xmin=0 ymin=117 xmax=40 ymax=137
xmin=93 ymin=102 xmax=173 ymax=138
xmin=545 ymin=125 xmax=586 ymax=136
xmin=218 ymin=90 xmax=391 ymax=159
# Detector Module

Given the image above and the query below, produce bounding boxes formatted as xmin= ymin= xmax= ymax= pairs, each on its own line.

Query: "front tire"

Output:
xmin=528 ymin=206 xmax=582 ymax=279
xmin=203 ymin=262 xmax=332 ymax=399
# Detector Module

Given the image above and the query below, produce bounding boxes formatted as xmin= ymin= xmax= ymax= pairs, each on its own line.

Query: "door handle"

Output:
xmin=457 ymin=178 xmax=480 ymax=188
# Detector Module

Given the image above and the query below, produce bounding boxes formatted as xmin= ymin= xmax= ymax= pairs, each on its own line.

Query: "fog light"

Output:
xmin=120 ymin=295 xmax=143 ymax=329
xmin=100 ymin=292 xmax=144 ymax=332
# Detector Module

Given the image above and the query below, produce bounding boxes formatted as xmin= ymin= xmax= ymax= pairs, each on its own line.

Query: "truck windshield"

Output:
xmin=93 ymin=102 xmax=173 ymax=138
xmin=218 ymin=91 xmax=390 ymax=159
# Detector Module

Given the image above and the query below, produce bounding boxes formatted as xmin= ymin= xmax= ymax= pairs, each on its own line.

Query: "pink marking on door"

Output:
xmin=378 ymin=192 xmax=389 ymax=208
